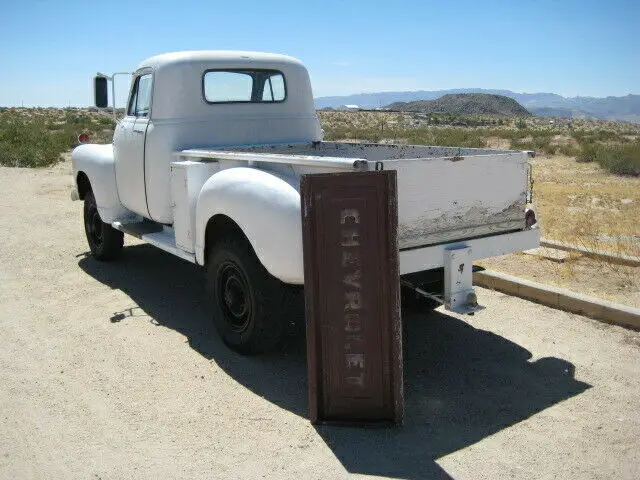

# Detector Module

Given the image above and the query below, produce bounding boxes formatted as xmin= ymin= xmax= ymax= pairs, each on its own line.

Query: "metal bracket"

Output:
xmin=444 ymin=245 xmax=485 ymax=315
xmin=95 ymin=71 xmax=132 ymax=123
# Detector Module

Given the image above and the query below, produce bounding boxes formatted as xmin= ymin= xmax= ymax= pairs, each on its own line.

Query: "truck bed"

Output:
xmin=176 ymin=141 xmax=532 ymax=249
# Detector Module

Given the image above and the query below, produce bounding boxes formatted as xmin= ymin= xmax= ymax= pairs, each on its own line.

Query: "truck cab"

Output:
xmin=72 ymin=51 xmax=539 ymax=354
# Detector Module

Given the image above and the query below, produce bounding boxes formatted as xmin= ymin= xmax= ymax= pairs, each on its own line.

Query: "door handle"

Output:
xmin=133 ymin=130 xmax=145 ymax=134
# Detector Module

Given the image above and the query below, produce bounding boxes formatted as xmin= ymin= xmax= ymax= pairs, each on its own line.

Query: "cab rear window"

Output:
xmin=203 ymin=70 xmax=286 ymax=103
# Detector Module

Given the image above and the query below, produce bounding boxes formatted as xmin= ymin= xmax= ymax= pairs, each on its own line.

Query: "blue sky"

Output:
xmin=1 ymin=0 xmax=638 ymax=107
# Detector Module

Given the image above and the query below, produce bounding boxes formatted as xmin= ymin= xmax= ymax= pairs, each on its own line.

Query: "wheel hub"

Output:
xmin=218 ymin=263 xmax=251 ymax=332
xmin=88 ymin=208 xmax=103 ymax=245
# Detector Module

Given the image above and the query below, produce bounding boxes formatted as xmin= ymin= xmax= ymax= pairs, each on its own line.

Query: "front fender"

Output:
xmin=195 ymin=167 xmax=304 ymax=285
xmin=71 ymin=144 xmax=133 ymax=223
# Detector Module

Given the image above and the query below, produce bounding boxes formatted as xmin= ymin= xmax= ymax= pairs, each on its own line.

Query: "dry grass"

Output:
xmin=518 ymin=154 xmax=639 ymax=304
xmin=532 ymin=155 xmax=640 ymax=257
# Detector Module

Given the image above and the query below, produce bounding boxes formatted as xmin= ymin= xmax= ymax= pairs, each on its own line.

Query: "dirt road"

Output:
xmin=0 ymin=160 xmax=638 ymax=479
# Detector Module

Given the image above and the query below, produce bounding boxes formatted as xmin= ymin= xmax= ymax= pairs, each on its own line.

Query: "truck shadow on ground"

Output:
xmin=79 ymin=244 xmax=591 ymax=480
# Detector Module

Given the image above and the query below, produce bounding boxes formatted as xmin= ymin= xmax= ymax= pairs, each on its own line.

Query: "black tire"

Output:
xmin=83 ymin=190 xmax=124 ymax=261
xmin=206 ymin=234 xmax=303 ymax=355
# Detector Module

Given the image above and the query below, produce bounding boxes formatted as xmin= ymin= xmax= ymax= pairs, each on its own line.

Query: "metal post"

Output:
xmin=443 ymin=245 xmax=483 ymax=314
xmin=110 ymin=76 xmax=116 ymax=123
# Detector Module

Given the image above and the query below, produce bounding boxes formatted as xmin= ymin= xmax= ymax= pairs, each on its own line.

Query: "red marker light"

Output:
xmin=78 ymin=133 xmax=89 ymax=143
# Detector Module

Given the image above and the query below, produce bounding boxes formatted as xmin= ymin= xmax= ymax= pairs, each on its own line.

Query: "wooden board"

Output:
xmin=301 ymin=170 xmax=403 ymax=425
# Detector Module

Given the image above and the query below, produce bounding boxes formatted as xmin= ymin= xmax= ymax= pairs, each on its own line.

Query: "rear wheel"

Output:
xmin=83 ymin=190 xmax=123 ymax=261
xmin=206 ymin=234 xmax=303 ymax=355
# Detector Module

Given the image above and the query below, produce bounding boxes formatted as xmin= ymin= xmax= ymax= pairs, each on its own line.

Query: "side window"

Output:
xmin=127 ymin=74 xmax=153 ymax=117
xmin=136 ymin=75 xmax=152 ymax=117
xmin=126 ymin=78 xmax=138 ymax=116
xmin=262 ymin=73 xmax=285 ymax=102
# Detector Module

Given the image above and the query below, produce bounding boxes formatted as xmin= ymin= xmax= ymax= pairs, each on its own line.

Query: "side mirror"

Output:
xmin=94 ymin=76 xmax=108 ymax=108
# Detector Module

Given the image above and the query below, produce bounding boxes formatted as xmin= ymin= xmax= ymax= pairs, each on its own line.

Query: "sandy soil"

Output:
xmin=0 ymin=160 xmax=639 ymax=479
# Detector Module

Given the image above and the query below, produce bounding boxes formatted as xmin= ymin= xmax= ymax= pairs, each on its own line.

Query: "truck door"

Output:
xmin=113 ymin=72 xmax=153 ymax=217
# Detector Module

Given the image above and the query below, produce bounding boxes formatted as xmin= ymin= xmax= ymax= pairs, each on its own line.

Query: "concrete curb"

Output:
xmin=540 ymin=238 xmax=640 ymax=267
xmin=473 ymin=269 xmax=640 ymax=330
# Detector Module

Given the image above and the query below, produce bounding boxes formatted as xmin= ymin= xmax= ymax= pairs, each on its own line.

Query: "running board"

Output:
xmin=112 ymin=221 xmax=196 ymax=264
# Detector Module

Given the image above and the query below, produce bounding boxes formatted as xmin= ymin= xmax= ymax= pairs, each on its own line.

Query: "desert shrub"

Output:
xmin=0 ymin=109 xmax=114 ymax=168
xmin=591 ymin=142 xmax=640 ymax=175
xmin=404 ymin=127 xmax=486 ymax=148
xmin=0 ymin=120 xmax=64 ymax=167
xmin=576 ymin=142 xmax=598 ymax=163
xmin=557 ymin=144 xmax=581 ymax=157
xmin=510 ymin=133 xmax=554 ymax=154
xmin=575 ymin=140 xmax=640 ymax=175
xmin=97 ymin=116 xmax=116 ymax=127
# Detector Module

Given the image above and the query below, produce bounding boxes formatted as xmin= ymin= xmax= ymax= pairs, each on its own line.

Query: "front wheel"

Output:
xmin=206 ymin=235 xmax=303 ymax=355
xmin=83 ymin=190 xmax=123 ymax=261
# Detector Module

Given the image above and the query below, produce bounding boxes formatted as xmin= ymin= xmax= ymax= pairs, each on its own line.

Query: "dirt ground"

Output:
xmin=1 ymin=160 xmax=639 ymax=479
xmin=479 ymin=252 xmax=640 ymax=308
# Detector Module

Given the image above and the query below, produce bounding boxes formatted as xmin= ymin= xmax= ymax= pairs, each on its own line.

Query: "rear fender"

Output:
xmin=71 ymin=143 xmax=134 ymax=223
xmin=195 ymin=167 xmax=304 ymax=285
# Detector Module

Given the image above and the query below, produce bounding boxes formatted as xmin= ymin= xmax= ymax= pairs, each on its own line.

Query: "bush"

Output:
xmin=510 ymin=133 xmax=554 ymax=155
xmin=404 ymin=127 xmax=486 ymax=148
xmin=0 ymin=109 xmax=114 ymax=168
xmin=557 ymin=144 xmax=581 ymax=157
xmin=0 ymin=121 xmax=64 ymax=167
xmin=591 ymin=142 xmax=640 ymax=175
xmin=575 ymin=140 xmax=640 ymax=175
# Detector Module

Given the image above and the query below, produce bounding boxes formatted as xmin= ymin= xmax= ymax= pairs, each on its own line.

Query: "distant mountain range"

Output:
xmin=389 ymin=94 xmax=531 ymax=117
xmin=315 ymin=89 xmax=640 ymax=122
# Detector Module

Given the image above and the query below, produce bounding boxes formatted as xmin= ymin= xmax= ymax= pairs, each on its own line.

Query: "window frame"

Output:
xmin=202 ymin=68 xmax=287 ymax=105
xmin=126 ymin=72 xmax=153 ymax=118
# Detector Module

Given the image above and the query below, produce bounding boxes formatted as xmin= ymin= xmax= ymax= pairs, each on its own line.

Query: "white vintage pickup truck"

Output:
xmin=72 ymin=50 xmax=539 ymax=354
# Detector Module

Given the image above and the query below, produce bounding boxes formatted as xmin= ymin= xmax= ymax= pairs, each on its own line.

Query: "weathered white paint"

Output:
xmin=113 ymin=109 xmax=150 ymax=217
xmin=170 ymin=160 xmax=220 ymax=252
xmin=71 ymin=144 xmax=135 ymax=223
xmin=443 ymin=245 xmax=481 ymax=314
xmin=138 ymin=51 xmax=322 ymax=224
xmin=399 ymin=228 xmax=541 ymax=274
xmin=176 ymin=149 xmax=367 ymax=170
xmin=188 ymin=142 xmax=530 ymax=248
xmin=73 ymin=51 xmax=539 ymax=290
xmin=389 ymin=153 xmax=528 ymax=248
xmin=194 ymin=167 xmax=303 ymax=284
xmin=112 ymin=223 xmax=197 ymax=264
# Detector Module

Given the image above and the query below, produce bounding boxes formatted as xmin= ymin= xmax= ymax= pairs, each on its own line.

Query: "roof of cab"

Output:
xmin=137 ymin=50 xmax=304 ymax=71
